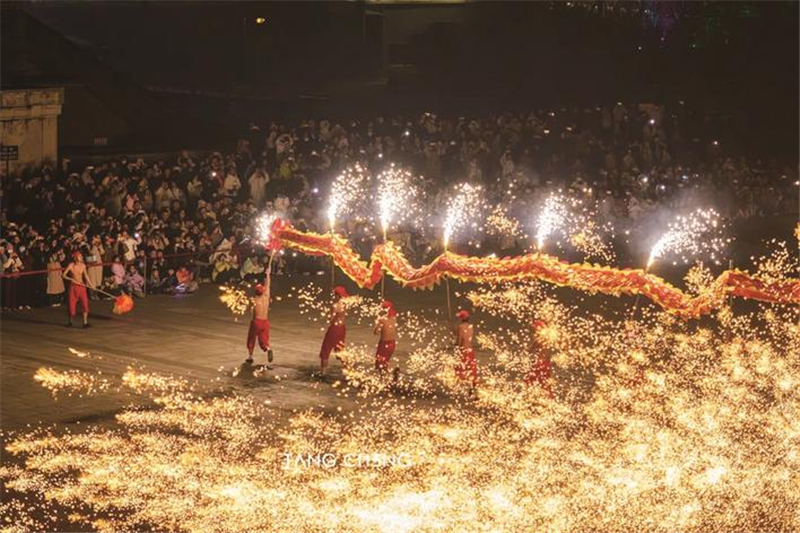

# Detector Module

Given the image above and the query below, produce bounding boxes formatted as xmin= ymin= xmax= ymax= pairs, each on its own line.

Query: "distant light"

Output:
xmin=255 ymin=17 xmax=267 ymax=25
xmin=712 ymin=140 xmax=719 ymax=146
xmin=649 ymin=119 xmax=655 ymax=125
xmin=404 ymin=130 xmax=410 ymax=137
xmin=311 ymin=187 xmax=319 ymax=194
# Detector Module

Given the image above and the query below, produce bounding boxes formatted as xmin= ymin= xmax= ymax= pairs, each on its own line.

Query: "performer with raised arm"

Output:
xmin=318 ymin=285 xmax=349 ymax=376
xmin=245 ymin=277 xmax=273 ymax=365
xmin=455 ymin=309 xmax=478 ymax=392
xmin=373 ymin=300 xmax=397 ymax=376
xmin=63 ymin=251 xmax=93 ymax=328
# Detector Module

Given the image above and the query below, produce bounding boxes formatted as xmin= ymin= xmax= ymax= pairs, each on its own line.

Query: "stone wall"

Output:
xmin=0 ymin=88 xmax=63 ymax=175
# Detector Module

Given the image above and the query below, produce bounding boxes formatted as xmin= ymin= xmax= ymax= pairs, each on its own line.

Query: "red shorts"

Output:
xmin=456 ymin=348 xmax=478 ymax=385
xmin=68 ymin=284 xmax=89 ymax=317
xmin=247 ymin=318 xmax=270 ymax=353
xmin=375 ymin=340 xmax=396 ymax=371
xmin=319 ymin=324 xmax=346 ymax=362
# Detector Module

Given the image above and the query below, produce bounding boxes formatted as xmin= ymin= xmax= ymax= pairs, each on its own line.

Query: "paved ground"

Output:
xmin=0 ymin=222 xmax=783 ymax=433
xmin=0 ymin=274 xmax=495 ymax=432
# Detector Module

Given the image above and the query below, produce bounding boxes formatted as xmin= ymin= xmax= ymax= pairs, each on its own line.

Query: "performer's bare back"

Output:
xmin=375 ymin=316 xmax=397 ymax=342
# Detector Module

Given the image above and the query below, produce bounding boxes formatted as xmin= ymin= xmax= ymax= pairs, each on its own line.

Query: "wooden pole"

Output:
xmin=329 ymin=225 xmax=335 ymax=289
xmin=380 ymin=227 xmax=387 ymax=299
xmin=444 ymin=246 xmax=453 ymax=320
xmin=64 ymin=276 xmax=117 ymax=300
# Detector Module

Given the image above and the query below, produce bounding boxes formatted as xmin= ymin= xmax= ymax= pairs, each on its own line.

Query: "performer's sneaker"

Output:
xmin=267 ymin=348 xmax=274 ymax=363
xmin=245 ymin=358 xmax=254 ymax=364
xmin=66 ymin=322 xmax=73 ymax=327
xmin=83 ymin=323 xmax=91 ymax=328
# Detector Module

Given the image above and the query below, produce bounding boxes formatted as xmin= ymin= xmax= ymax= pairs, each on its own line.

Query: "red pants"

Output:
xmin=375 ymin=340 xmax=396 ymax=371
xmin=319 ymin=324 xmax=346 ymax=362
xmin=68 ymin=284 xmax=89 ymax=317
xmin=247 ymin=318 xmax=270 ymax=353
xmin=456 ymin=348 xmax=478 ymax=386
xmin=524 ymin=359 xmax=553 ymax=397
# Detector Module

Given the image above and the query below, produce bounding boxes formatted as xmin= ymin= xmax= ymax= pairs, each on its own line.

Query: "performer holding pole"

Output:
xmin=454 ymin=309 xmax=477 ymax=393
xmin=245 ymin=278 xmax=273 ymax=365
xmin=318 ymin=285 xmax=349 ymax=377
xmin=63 ymin=252 xmax=93 ymax=328
xmin=373 ymin=300 xmax=397 ymax=376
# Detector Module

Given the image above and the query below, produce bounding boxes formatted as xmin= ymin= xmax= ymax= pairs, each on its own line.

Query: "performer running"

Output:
xmin=319 ymin=285 xmax=348 ymax=376
xmin=454 ymin=309 xmax=478 ymax=390
xmin=524 ymin=319 xmax=553 ymax=398
xmin=63 ymin=251 xmax=93 ymax=328
xmin=373 ymin=300 xmax=397 ymax=375
xmin=245 ymin=278 xmax=273 ymax=365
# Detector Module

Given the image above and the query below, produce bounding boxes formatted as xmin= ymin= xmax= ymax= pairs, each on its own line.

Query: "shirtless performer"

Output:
xmin=524 ymin=319 xmax=553 ymax=398
xmin=373 ymin=300 xmax=397 ymax=375
xmin=455 ymin=309 xmax=478 ymax=390
xmin=319 ymin=285 xmax=348 ymax=376
xmin=63 ymin=251 xmax=93 ymax=328
xmin=245 ymin=278 xmax=273 ymax=365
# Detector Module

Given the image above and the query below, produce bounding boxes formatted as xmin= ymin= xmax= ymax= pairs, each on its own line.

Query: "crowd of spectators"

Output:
xmin=1 ymin=103 xmax=797 ymax=309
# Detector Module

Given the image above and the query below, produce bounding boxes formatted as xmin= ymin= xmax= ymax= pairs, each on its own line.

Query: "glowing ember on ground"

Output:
xmin=2 ymin=259 xmax=798 ymax=532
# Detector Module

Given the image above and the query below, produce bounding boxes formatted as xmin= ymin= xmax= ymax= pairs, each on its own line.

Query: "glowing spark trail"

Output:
xmin=534 ymin=191 xmax=615 ymax=261
xmin=327 ymin=164 xmax=370 ymax=230
xmin=255 ymin=212 xmax=279 ymax=248
xmin=377 ymin=165 xmax=420 ymax=234
xmin=648 ymin=208 xmax=729 ymax=268
xmin=443 ymin=183 xmax=484 ymax=248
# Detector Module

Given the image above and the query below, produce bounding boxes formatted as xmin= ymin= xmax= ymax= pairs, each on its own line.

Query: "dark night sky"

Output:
xmin=4 ymin=1 xmax=798 ymax=153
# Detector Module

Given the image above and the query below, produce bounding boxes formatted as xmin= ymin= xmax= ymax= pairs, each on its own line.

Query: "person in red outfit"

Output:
xmin=63 ymin=251 xmax=93 ymax=328
xmin=454 ymin=309 xmax=478 ymax=391
xmin=524 ymin=319 xmax=553 ymax=398
xmin=246 ymin=279 xmax=273 ymax=365
xmin=319 ymin=285 xmax=349 ymax=376
xmin=373 ymin=300 xmax=397 ymax=375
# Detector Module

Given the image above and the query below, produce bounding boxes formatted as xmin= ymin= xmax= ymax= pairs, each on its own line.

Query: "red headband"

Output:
xmin=381 ymin=300 xmax=397 ymax=317
xmin=456 ymin=309 xmax=470 ymax=320
xmin=333 ymin=286 xmax=349 ymax=298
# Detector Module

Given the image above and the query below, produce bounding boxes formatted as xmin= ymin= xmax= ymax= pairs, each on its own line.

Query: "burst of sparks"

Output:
xmin=535 ymin=193 xmax=565 ymax=250
xmin=376 ymin=165 xmax=420 ymax=235
xmin=443 ymin=183 xmax=484 ymax=249
xmin=647 ymin=208 xmax=730 ymax=268
xmin=219 ymin=286 xmax=250 ymax=318
xmin=2 ymin=247 xmax=798 ymax=533
xmin=255 ymin=212 xmax=279 ymax=248
xmin=534 ymin=191 xmax=615 ymax=262
xmin=328 ymin=164 xmax=370 ymax=231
